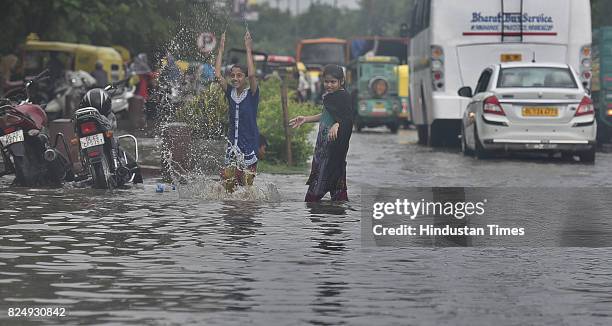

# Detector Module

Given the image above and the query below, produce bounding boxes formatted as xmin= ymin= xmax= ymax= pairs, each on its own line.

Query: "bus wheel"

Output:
xmin=428 ymin=123 xmax=443 ymax=147
xmin=417 ymin=125 xmax=428 ymax=145
xmin=355 ymin=122 xmax=363 ymax=132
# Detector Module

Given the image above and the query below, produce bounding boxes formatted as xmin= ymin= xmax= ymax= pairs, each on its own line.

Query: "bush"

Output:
xmin=175 ymin=82 xmax=228 ymax=140
xmin=257 ymin=78 xmax=319 ymax=165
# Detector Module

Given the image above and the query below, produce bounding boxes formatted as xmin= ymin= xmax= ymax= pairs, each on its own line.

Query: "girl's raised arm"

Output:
xmin=245 ymin=31 xmax=258 ymax=94
xmin=215 ymin=32 xmax=228 ymax=92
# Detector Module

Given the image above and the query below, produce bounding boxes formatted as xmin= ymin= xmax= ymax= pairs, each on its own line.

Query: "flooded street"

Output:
xmin=2 ymin=129 xmax=612 ymax=325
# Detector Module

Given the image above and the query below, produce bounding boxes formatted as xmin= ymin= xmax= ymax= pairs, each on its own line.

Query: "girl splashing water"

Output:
xmin=215 ymin=31 xmax=260 ymax=192
xmin=289 ymin=65 xmax=353 ymax=202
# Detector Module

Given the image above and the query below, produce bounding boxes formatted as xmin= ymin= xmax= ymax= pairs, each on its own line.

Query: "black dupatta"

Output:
xmin=321 ymin=89 xmax=353 ymax=189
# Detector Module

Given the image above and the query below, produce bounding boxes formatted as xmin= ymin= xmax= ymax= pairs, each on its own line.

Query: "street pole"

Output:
xmin=280 ymin=75 xmax=293 ymax=166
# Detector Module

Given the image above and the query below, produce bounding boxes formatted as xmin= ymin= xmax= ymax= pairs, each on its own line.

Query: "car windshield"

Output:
xmin=497 ymin=67 xmax=578 ymax=89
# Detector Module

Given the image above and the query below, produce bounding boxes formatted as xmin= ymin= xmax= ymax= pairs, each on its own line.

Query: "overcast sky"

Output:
xmin=255 ymin=0 xmax=360 ymax=14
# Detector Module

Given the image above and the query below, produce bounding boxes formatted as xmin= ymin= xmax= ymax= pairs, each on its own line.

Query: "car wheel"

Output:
xmin=388 ymin=122 xmax=399 ymax=134
xmin=461 ymin=126 xmax=473 ymax=156
xmin=355 ymin=122 xmax=363 ymax=132
xmin=474 ymin=126 xmax=490 ymax=159
xmin=579 ymin=148 xmax=596 ymax=164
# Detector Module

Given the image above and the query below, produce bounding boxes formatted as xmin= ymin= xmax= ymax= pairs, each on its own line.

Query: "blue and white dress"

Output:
xmin=225 ymin=86 xmax=260 ymax=166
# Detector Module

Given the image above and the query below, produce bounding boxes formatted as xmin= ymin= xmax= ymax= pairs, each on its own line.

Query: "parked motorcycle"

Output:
xmin=73 ymin=87 xmax=142 ymax=189
xmin=0 ymin=71 xmax=75 ymax=186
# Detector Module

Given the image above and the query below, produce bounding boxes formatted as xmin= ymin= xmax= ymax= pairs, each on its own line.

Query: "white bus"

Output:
xmin=408 ymin=0 xmax=592 ymax=146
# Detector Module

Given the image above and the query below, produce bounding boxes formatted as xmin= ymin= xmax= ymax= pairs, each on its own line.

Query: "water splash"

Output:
xmin=151 ymin=2 xmax=279 ymax=202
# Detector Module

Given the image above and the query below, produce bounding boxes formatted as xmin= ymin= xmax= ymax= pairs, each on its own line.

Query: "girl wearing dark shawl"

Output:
xmin=289 ymin=65 xmax=353 ymax=202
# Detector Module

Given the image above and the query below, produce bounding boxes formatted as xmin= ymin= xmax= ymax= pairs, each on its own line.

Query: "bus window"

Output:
xmin=411 ymin=0 xmax=423 ymax=36
xmin=423 ymin=0 xmax=431 ymax=29
xmin=300 ymin=43 xmax=345 ymax=66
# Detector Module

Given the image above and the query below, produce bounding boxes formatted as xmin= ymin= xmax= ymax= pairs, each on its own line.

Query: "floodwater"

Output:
xmin=1 ymin=129 xmax=612 ymax=325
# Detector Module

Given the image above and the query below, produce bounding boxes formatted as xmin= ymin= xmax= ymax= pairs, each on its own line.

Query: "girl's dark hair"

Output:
xmin=322 ymin=64 xmax=344 ymax=81
xmin=230 ymin=63 xmax=248 ymax=77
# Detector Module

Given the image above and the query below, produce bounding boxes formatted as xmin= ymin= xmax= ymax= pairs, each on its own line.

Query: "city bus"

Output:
xmin=409 ymin=0 xmax=592 ymax=146
xmin=296 ymin=38 xmax=348 ymax=102
xmin=296 ymin=38 xmax=348 ymax=68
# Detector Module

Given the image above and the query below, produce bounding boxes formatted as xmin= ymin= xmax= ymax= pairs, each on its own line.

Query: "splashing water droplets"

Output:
xmin=152 ymin=2 xmax=280 ymax=202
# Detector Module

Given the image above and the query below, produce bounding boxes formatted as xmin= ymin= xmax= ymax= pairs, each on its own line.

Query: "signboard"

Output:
xmin=464 ymin=12 xmax=557 ymax=36
xmin=197 ymin=32 xmax=217 ymax=54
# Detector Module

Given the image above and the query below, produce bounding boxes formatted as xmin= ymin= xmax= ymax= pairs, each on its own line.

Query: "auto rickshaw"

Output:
xmin=348 ymin=56 xmax=401 ymax=133
xmin=20 ymin=34 xmax=125 ymax=82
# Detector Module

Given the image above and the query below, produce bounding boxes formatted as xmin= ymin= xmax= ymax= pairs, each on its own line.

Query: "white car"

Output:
xmin=458 ymin=63 xmax=597 ymax=163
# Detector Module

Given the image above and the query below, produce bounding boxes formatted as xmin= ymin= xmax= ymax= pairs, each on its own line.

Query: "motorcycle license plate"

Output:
xmin=80 ymin=133 xmax=105 ymax=149
xmin=0 ymin=129 xmax=24 ymax=147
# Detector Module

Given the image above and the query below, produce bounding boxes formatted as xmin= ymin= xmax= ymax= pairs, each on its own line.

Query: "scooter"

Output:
xmin=73 ymin=85 xmax=142 ymax=189
xmin=110 ymin=83 xmax=135 ymax=117
xmin=45 ymin=70 xmax=97 ymax=120
xmin=0 ymin=71 xmax=75 ymax=186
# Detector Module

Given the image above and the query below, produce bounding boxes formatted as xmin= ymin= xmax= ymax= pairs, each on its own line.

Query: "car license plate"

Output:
xmin=0 ymin=129 xmax=24 ymax=147
xmin=501 ymin=54 xmax=522 ymax=62
xmin=522 ymin=107 xmax=558 ymax=117
xmin=80 ymin=133 xmax=105 ymax=149
xmin=373 ymin=102 xmax=386 ymax=112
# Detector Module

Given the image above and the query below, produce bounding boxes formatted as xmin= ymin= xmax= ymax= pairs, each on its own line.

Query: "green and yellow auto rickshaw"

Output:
xmin=348 ymin=56 xmax=401 ymax=133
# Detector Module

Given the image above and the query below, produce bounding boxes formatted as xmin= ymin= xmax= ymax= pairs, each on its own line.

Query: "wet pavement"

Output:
xmin=1 ymin=128 xmax=612 ymax=325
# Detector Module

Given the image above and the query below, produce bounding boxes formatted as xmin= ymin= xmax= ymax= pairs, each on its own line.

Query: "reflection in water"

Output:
xmin=307 ymin=202 xmax=349 ymax=254
xmin=432 ymin=187 xmax=471 ymax=247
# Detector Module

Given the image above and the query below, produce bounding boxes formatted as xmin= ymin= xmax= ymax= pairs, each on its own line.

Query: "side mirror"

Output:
xmin=458 ymin=86 xmax=473 ymax=98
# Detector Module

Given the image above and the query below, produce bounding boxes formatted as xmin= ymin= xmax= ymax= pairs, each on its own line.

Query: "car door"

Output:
xmin=465 ymin=68 xmax=494 ymax=147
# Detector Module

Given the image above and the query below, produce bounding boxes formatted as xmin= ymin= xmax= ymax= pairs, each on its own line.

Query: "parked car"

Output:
xmin=458 ymin=62 xmax=597 ymax=163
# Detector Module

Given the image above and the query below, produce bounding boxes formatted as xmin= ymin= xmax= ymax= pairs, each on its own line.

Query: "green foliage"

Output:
xmin=592 ymin=0 xmax=612 ymax=29
xmin=0 ymin=0 xmax=220 ymax=58
xmin=175 ymin=82 xmax=228 ymax=140
xmin=257 ymin=78 xmax=319 ymax=165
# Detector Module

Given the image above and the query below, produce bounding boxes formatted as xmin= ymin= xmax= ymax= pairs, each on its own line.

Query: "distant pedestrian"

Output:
xmin=289 ymin=64 xmax=353 ymax=202
xmin=0 ymin=54 xmax=19 ymax=97
xmin=130 ymin=53 xmax=153 ymax=101
xmin=90 ymin=61 xmax=108 ymax=88
xmin=215 ymin=31 xmax=260 ymax=192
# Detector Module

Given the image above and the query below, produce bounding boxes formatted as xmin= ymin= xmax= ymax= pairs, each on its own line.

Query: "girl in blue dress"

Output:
xmin=215 ymin=31 xmax=260 ymax=191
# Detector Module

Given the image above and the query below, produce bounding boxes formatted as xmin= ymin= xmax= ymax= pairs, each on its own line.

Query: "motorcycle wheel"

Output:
xmin=90 ymin=154 xmax=114 ymax=189
xmin=12 ymin=145 xmax=47 ymax=187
